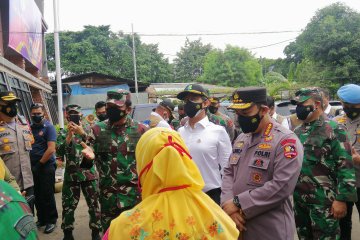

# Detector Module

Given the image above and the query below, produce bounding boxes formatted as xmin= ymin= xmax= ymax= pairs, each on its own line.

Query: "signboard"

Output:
xmin=8 ymin=0 xmax=42 ymax=70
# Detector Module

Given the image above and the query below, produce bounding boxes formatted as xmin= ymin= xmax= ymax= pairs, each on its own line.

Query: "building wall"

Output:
xmin=0 ymin=0 xmax=58 ymax=124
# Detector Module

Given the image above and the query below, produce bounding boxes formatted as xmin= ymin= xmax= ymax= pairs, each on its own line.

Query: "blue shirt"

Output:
xmin=30 ymin=120 xmax=57 ymax=166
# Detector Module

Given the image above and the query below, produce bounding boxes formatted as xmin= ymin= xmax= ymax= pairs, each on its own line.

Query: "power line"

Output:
xmin=134 ymin=30 xmax=301 ymax=37
xmin=249 ymin=38 xmax=297 ymax=50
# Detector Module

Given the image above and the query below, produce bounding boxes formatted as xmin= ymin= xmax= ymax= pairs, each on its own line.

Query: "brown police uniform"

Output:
xmin=221 ymin=87 xmax=303 ymax=240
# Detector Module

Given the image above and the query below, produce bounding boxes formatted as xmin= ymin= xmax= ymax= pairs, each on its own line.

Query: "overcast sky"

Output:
xmin=44 ymin=0 xmax=360 ymax=61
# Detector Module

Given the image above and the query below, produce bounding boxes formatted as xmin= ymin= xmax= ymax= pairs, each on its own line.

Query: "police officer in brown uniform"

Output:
xmin=0 ymin=91 xmax=34 ymax=212
xmin=221 ymin=87 xmax=303 ymax=240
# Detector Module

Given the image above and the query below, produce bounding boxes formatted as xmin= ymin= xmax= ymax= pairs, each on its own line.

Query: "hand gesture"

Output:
xmin=222 ymin=199 xmax=240 ymax=216
xmin=351 ymin=147 xmax=360 ymax=165
xmin=331 ymin=200 xmax=347 ymax=219
xmin=80 ymin=142 xmax=95 ymax=160
xmin=68 ymin=122 xmax=85 ymax=136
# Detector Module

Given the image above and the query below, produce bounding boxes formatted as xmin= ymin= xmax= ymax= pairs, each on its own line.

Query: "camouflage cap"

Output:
xmin=291 ymin=88 xmax=321 ymax=105
xmin=106 ymin=89 xmax=131 ymax=107
xmin=65 ymin=104 xmax=81 ymax=113
xmin=177 ymin=84 xmax=209 ymax=100
xmin=228 ymin=87 xmax=267 ymax=110
xmin=0 ymin=91 xmax=21 ymax=102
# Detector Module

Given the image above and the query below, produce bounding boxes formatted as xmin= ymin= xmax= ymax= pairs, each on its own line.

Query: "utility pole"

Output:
xmin=131 ymin=24 xmax=139 ymax=104
xmin=53 ymin=0 xmax=64 ymax=128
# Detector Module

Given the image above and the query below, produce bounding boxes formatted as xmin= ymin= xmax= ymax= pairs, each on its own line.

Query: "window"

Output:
xmin=8 ymin=76 xmax=33 ymax=122
xmin=44 ymin=91 xmax=59 ymax=124
xmin=0 ymin=72 xmax=8 ymax=92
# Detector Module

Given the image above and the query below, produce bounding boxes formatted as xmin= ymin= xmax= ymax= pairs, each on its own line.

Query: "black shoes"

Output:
xmin=36 ymin=221 xmax=45 ymax=228
xmin=63 ymin=230 xmax=74 ymax=240
xmin=91 ymin=230 xmax=101 ymax=240
xmin=44 ymin=224 xmax=56 ymax=234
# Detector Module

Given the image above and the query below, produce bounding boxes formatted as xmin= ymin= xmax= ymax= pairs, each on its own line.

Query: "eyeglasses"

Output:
xmin=30 ymin=103 xmax=44 ymax=109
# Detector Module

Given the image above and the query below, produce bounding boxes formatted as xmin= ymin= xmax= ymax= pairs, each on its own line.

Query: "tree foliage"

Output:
xmin=45 ymin=25 xmax=172 ymax=83
xmin=173 ymin=38 xmax=213 ymax=82
xmin=284 ymin=3 xmax=360 ymax=87
xmin=199 ymin=46 xmax=262 ymax=87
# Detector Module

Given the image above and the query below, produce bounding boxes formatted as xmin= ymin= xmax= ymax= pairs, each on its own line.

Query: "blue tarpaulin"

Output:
xmin=69 ymin=83 xmax=129 ymax=95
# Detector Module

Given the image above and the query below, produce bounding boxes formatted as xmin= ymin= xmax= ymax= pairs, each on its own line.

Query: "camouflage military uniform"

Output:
xmin=294 ymin=115 xmax=357 ymax=240
xmin=0 ymin=180 xmax=38 ymax=240
xmin=56 ymin=129 xmax=101 ymax=232
xmin=88 ymin=116 xmax=147 ymax=231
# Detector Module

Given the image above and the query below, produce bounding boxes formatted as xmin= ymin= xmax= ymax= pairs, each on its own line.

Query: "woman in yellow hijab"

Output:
xmin=104 ymin=128 xmax=239 ymax=240
xmin=0 ymin=157 xmax=20 ymax=191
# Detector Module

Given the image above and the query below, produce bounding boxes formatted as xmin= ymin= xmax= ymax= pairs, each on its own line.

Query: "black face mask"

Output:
xmin=1 ymin=103 xmax=17 ymax=117
xmin=107 ymin=107 xmax=126 ymax=123
xmin=184 ymin=101 xmax=203 ymax=118
xmin=32 ymin=115 xmax=44 ymax=124
xmin=208 ymin=106 xmax=218 ymax=114
xmin=97 ymin=113 xmax=108 ymax=122
xmin=343 ymin=107 xmax=360 ymax=120
xmin=296 ymin=105 xmax=314 ymax=121
xmin=237 ymin=111 xmax=262 ymax=134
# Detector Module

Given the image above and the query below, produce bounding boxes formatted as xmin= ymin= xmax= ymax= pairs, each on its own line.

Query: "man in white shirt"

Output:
xmin=267 ymin=96 xmax=290 ymax=129
xmin=319 ymin=88 xmax=335 ymax=119
xmin=149 ymin=99 xmax=174 ymax=129
xmin=177 ymin=84 xmax=232 ymax=205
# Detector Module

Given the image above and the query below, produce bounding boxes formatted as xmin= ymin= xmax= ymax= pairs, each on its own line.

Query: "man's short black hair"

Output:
xmin=95 ymin=101 xmax=106 ymax=110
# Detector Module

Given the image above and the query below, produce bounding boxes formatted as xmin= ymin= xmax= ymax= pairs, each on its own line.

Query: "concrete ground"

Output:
xmin=38 ymin=192 xmax=360 ymax=240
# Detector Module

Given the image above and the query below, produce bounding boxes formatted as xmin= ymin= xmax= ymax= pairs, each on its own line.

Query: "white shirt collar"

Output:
xmin=325 ymin=104 xmax=331 ymax=114
xmin=185 ymin=115 xmax=209 ymax=129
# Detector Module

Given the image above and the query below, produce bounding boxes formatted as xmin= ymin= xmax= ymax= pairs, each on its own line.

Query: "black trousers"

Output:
xmin=340 ymin=187 xmax=360 ymax=240
xmin=33 ymin=164 xmax=58 ymax=224
xmin=205 ymin=187 xmax=221 ymax=205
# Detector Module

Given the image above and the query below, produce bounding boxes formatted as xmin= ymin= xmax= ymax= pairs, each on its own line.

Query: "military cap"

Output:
xmin=0 ymin=91 xmax=21 ymax=102
xmin=106 ymin=89 xmax=131 ymax=107
xmin=291 ymin=88 xmax=321 ymax=105
xmin=65 ymin=104 xmax=81 ymax=113
xmin=228 ymin=87 xmax=267 ymax=110
xmin=159 ymin=98 xmax=175 ymax=112
xmin=209 ymin=97 xmax=220 ymax=104
xmin=337 ymin=84 xmax=360 ymax=104
xmin=177 ymin=84 xmax=209 ymax=100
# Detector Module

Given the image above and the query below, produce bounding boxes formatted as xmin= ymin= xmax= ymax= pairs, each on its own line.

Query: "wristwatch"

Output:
xmin=233 ymin=196 xmax=242 ymax=209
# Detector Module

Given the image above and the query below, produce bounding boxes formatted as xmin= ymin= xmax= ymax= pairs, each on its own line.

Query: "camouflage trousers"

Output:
xmin=294 ymin=202 xmax=340 ymax=240
xmin=61 ymin=180 xmax=101 ymax=232
xmin=99 ymin=190 xmax=137 ymax=232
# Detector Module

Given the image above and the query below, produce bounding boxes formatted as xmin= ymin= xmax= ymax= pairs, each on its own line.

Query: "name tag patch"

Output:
xmin=258 ymin=143 xmax=272 ymax=149
xmin=254 ymin=150 xmax=270 ymax=158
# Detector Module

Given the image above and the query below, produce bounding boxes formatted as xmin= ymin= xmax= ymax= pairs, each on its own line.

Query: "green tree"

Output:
xmin=45 ymin=25 xmax=173 ymax=83
xmin=173 ymin=38 xmax=213 ymax=82
xmin=200 ymin=45 xmax=262 ymax=87
xmin=284 ymin=3 xmax=360 ymax=85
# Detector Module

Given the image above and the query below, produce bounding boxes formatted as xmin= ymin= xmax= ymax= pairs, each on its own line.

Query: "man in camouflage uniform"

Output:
xmin=292 ymin=88 xmax=357 ymax=240
xmin=333 ymin=84 xmax=360 ymax=240
xmin=84 ymin=90 xmax=147 ymax=232
xmin=209 ymin=96 xmax=235 ymax=141
xmin=57 ymin=104 xmax=101 ymax=240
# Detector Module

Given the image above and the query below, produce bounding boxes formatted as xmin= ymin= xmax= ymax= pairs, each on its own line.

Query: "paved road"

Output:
xmin=39 ymin=192 xmax=360 ymax=240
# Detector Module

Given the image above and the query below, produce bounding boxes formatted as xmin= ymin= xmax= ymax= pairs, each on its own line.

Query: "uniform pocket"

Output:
xmin=246 ymin=158 xmax=270 ymax=187
xmin=0 ymin=136 xmax=16 ymax=155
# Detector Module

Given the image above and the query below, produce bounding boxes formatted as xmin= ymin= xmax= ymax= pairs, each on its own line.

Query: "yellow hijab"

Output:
xmin=108 ymin=128 xmax=239 ymax=240
xmin=0 ymin=158 xmax=5 ymax=180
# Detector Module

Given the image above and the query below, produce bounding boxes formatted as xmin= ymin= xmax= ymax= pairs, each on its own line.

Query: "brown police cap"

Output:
xmin=228 ymin=87 xmax=267 ymax=110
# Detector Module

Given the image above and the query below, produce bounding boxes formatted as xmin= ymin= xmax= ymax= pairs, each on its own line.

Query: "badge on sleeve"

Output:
xmin=281 ymin=139 xmax=297 ymax=159
xmin=230 ymin=153 xmax=240 ymax=164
